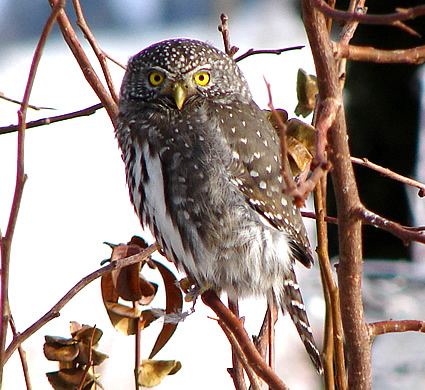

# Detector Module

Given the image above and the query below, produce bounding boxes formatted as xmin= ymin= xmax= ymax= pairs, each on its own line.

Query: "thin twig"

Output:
xmin=337 ymin=0 xmax=367 ymax=90
xmin=0 ymin=92 xmax=55 ymax=111
xmin=218 ymin=14 xmax=239 ymax=57
xmin=102 ymin=50 xmax=126 ymax=70
xmin=218 ymin=318 xmax=261 ymax=390
xmin=4 ymin=243 xmax=159 ymax=364
xmin=357 ymin=206 xmax=425 ymax=244
xmin=48 ymin=0 xmax=118 ymax=122
xmin=314 ymin=179 xmax=347 ymax=390
xmin=202 ymin=291 xmax=289 ymax=390
xmin=0 ymin=1 xmax=65 ymax=385
xmin=234 ymin=46 xmax=304 ymax=62
xmin=311 ymin=0 xmax=425 ymax=28
xmin=9 ymin=314 xmax=32 ymax=390
xmin=0 ymin=103 xmax=104 ymax=135
xmin=72 ymin=0 xmax=119 ymax=103
xmin=134 ymin=302 xmax=141 ymax=390
xmin=77 ymin=326 xmax=96 ymax=390
xmin=264 ymin=77 xmax=297 ymax=196
xmin=351 ymin=157 xmax=425 ymax=197
xmin=267 ymin=300 xmax=278 ymax=390
xmin=228 ymin=299 xmax=248 ymax=390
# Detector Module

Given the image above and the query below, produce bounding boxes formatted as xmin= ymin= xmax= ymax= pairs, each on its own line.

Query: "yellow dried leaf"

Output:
xmin=138 ymin=359 xmax=182 ymax=388
xmin=104 ymin=301 xmax=141 ymax=335
xmin=295 ymin=68 xmax=318 ymax=117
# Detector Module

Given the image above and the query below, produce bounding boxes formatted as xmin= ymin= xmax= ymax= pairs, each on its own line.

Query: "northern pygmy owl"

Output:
xmin=115 ymin=38 xmax=322 ymax=373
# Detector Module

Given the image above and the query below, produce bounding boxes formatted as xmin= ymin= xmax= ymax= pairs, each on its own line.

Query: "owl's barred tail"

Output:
xmin=279 ymin=268 xmax=323 ymax=374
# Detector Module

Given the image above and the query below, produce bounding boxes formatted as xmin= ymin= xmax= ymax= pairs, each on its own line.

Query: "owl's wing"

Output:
xmin=213 ymin=100 xmax=314 ymax=268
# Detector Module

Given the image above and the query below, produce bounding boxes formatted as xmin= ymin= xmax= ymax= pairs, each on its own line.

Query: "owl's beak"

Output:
xmin=173 ymin=83 xmax=186 ymax=110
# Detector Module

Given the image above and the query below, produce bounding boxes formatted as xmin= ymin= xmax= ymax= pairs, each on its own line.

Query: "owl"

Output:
xmin=115 ymin=38 xmax=322 ymax=373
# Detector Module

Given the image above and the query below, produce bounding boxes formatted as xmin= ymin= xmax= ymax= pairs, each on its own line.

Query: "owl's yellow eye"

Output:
xmin=194 ymin=71 xmax=210 ymax=86
xmin=149 ymin=71 xmax=165 ymax=86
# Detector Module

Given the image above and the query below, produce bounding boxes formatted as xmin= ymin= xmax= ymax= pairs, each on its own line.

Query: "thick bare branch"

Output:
xmin=302 ymin=1 xmax=371 ymax=388
xmin=335 ymin=43 xmax=425 ymax=64
xmin=369 ymin=320 xmax=425 ymax=339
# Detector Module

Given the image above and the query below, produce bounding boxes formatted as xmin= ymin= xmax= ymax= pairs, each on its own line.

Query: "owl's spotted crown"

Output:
xmin=130 ymin=39 xmax=231 ymax=74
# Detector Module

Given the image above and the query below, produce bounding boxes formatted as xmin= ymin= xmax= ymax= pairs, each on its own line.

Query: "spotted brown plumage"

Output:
xmin=115 ymin=38 xmax=322 ymax=373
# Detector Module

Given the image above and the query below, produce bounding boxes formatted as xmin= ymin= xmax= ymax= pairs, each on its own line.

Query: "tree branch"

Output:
xmin=0 ymin=104 xmax=104 ymax=135
xmin=302 ymin=1 xmax=371 ymax=388
xmin=369 ymin=320 xmax=425 ymax=339
xmin=72 ymin=0 xmax=119 ymax=103
xmin=48 ymin=0 xmax=118 ymax=122
xmin=311 ymin=0 xmax=425 ymax=26
xmin=234 ymin=46 xmax=304 ymax=62
xmin=351 ymin=157 xmax=425 ymax=196
xmin=335 ymin=43 xmax=425 ymax=64
xmin=0 ymin=1 xmax=65 ymax=385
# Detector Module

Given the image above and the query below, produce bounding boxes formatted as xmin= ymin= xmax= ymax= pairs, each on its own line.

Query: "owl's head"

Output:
xmin=119 ymin=39 xmax=252 ymax=111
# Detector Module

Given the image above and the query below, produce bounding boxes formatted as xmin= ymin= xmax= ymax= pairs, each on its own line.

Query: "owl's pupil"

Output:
xmin=154 ymin=75 xmax=161 ymax=82
xmin=198 ymin=75 xmax=205 ymax=81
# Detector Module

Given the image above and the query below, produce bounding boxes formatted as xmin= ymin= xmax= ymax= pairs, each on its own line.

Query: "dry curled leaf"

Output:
xmin=46 ymin=368 xmax=98 ymax=390
xmin=286 ymin=118 xmax=317 ymax=175
xmin=43 ymin=337 xmax=79 ymax=362
xmin=70 ymin=322 xmax=103 ymax=346
xmin=149 ymin=260 xmax=183 ymax=359
xmin=295 ymin=68 xmax=318 ymax=117
xmin=263 ymin=108 xmax=289 ymax=136
xmin=44 ymin=323 xmax=107 ymax=390
xmin=138 ymin=359 xmax=182 ymax=388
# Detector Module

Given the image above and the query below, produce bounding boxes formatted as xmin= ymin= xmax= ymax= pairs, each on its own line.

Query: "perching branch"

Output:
xmin=201 ymin=291 xmax=289 ymax=390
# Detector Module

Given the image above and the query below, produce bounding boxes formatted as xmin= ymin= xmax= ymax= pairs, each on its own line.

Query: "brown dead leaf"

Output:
xmin=43 ymin=338 xmax=79 ymax=362
xmin=46 ymin=368 xmax=97 ymax=390
xmin=70 ymin=323 xmax=103 ymax=346
xmin=149 ymin=260 xmax=183 ymax=359
xmin=76 ymin=343 xmax=109 ymax=366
